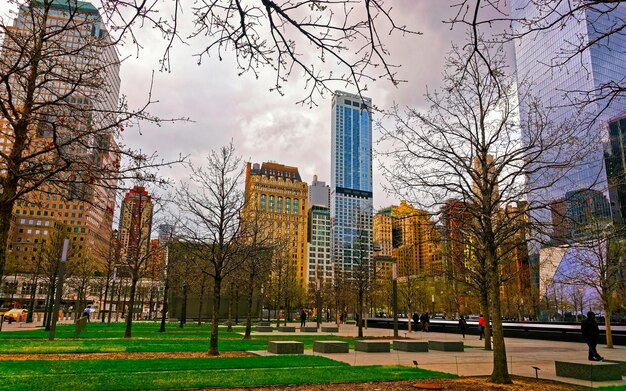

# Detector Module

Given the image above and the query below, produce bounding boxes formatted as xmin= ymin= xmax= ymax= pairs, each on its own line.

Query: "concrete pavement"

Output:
xmin=253 ymin=321 xmax=626 ymax=388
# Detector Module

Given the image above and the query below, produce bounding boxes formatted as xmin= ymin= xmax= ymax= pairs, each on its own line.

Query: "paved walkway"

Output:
xmin=253 ymin=322 xmax=626 ymax=388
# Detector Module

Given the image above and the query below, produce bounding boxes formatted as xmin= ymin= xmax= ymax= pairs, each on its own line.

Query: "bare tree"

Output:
xmin=176 ymin=143 xmax=245 ymax=356
xmin=0 ymin=0 xmax=184 ymax=282
xmin=100 ymin=0 xmax=418 ymax=106
xmin=553 ymin=222 xmax=625 ymax=348
xmin=379 ymin=36 xmax=596 ymax=383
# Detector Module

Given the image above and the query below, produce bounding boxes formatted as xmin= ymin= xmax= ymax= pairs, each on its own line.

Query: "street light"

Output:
xmin=49 ymin=239 xmax=70 ymax=341
xmin=316 ymin=278 xmax=321 ymax=328
xmin=392 ymin=263 xmax=398 ymax=338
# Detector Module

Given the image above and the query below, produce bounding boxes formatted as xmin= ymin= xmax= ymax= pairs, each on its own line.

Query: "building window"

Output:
xmin=286 ymin=198 xmax=291 ymax=213
xmin=260 ymin=194 xmax=266 ymax=211
xmin=277 ymin=197 xmax=283 ymax=213
xmin=293 ymin=199 xmax=299 ymax=214
xmin=269 ymin=195 xmax=275 ymax=212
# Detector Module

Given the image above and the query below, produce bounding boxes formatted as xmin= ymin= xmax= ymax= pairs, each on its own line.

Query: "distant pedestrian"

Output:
xmin=300 ymin=310 xmax=307 ymax=327
xmin=581 ymin=311 xmax=604 ymax=361
xmin=326 ymin=310 xmax=330 ymax=322
xmin=83 ymin=307 xmax=90 ymax=322
xmin=412 ymin=312 xmax=419 ymax=332
xmin=458 ymin=315 xmax=467 ymax=339
xmin=420 ymin=312 xmax=430 ymax=332
xmin=478 ymin=314 xmax=485 ymax=340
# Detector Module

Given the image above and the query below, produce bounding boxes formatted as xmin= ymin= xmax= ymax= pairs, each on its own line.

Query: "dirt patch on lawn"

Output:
xmin=0 ymin=351 xmax=253 ymax=361
xmin=212 ymin=376 xmax=582 ymax=391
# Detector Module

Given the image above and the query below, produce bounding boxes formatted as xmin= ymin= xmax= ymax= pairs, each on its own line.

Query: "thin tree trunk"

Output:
xmin=357 ymin=290 xmax=364 ymax=338
xmin=180 ymin=284 xmax=188 ymax=328
xmin=158 ymin=274 xmax=169 ymax=333
xmin=209 ymin=277 xmax=222 ymax=356
xmin=244 ymin=278 xmax=254 ymax=339
xmin=604 ymin=307 xmax=614 ymax=348
xmin=197 ymin=277 xmax=206 ymax=325
xmin=124 ymin=277 xmax=138 ymax=339
xmin=101 ymin=276 xmax=110 ymax=323
xmin=227 ymin=283 xmax=233 ymax=332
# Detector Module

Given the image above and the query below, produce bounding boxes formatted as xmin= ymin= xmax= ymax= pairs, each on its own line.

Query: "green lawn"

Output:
xmin=583 ymin=387 xmax=626 ymax=391
xmin=0 ymin=323 xmax=457 ymax=390
xmin=0 ymin=356 xmax=454 ymax=391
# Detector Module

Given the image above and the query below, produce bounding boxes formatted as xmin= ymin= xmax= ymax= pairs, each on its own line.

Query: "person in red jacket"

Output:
xmin=478 ymin=315 xmax=485 ymax=340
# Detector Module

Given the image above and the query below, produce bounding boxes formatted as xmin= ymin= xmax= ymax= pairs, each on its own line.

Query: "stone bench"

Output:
xmin=393 ymin=340 xmax=429 ymax=352
xmin=313 ymin=341 xmax=349 ymax=353
xmin=267 ymin=341 xmax=304 ymax=354
xmin=321 ymin=326 xmax=339 ymax=333
xmin=300 ymin=326 xmax=318 ymax=332
xmin=255 ymin=326 xmax=273 ymax=332
xmin=428 ymin=340 xmax=464 ymax=352
xmin=277 ymin=326 xmax=296 ymax=332
xmin=355 ymin=340 xmax=390 ymax=353
xmin=258 ymin=321 xmax=271 ymax=327
xmin=605 ymin=360 xmax=626 ymax=375
xmin=555 ymin=361 xmax=623 ymax=381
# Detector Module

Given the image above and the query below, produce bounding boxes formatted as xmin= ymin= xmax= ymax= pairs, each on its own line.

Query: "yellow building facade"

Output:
xmin=243 ymin=162 xmax=308 ymax=289
xmin=374 ymin=200 xmax=441 ymax=278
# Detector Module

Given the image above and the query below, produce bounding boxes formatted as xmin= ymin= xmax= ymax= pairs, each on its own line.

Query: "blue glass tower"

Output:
xmin=511 ymin=2 xmax=626 ymax=303
xmin=330 ymin=91 xmax=373 ymax=276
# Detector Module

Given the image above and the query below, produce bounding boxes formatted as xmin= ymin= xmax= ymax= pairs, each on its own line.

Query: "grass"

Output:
xmin=0 ymin=356 xmax=454 ymax=391
xmin=0 ymin=322 xmax=457 ymax=390
xmin=582 ymin=387 xmax=626 ymax=391
xmin=0 ymin=322 xmax=359 ymax=353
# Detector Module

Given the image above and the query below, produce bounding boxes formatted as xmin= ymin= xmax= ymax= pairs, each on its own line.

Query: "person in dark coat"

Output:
xmin=412 ymin=312 xmax=420 ymax=332
xmin=458 ymin=315 xmax=467 ymax=338
xmin=420 ymin=312 xmax=430 ymax=332
xmin=300 ymin=310 xmax=307 ymax=327
xmin=581 ymin=311 xmax=604 ymax=361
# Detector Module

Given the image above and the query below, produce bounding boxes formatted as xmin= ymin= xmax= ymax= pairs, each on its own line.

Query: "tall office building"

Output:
xmin=243 ymin=162 xmax=308 ymax=288
xmin=308 ymin=175 xmax=330 ymax=208
xmin=330 ymin=91 xmax=373 ymax=277
xmin=2 ymin=0 xmax=120 ymax=276
xmin=118 ymin=186 xmax=153 ymax=265
xmin=511 ymin=2 xmax=626 ymax=232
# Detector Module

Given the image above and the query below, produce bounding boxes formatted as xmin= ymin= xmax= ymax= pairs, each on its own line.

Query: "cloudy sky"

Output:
xmin=0 ymin=1 xmax=499 ymax=210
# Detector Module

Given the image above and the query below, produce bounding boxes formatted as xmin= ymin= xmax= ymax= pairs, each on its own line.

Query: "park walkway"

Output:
xmin=254 ymin=321 xmax=626 ymax=389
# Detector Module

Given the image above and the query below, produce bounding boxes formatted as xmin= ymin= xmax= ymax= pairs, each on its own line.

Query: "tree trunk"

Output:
xmin=101 ymin=276 xmax=110 ymax=323
xmin=480 ymin=285 xmax=492 ymax=351
xmin=197 ymin=277 xmax=206 ymax=325
xmin=209 ymin=277 xmax=222 ymax=356
xmin=227 ymin=284 xmax=233 ymax=332
xmin=180 ymin=284 xmax=188 ymax=328
xmin=158 ymin=274 xmax=169 ymax=333
xmin=244 ymin=279 xmax=254 ymax=339
xmin=604 ymin=308 xmax=614 ymax=348
xmin=357 ymin=290 xmax=364 ymax=338
xmin=488 ymin=251 xmax=511 ymax=384
xmin=124 ymin=277 xmax=138 ymax=338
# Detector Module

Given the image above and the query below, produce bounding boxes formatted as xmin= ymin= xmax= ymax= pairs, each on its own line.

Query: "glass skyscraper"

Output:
xmin=511 ymin=2 xmax=626 ymax=305
xmin=512 ymin=2 xmax=626 ymax=234
xmin=330 ymin=91 xmax=373 ymax=276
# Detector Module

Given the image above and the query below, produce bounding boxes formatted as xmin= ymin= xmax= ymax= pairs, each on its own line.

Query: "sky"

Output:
xmin=0 ymin=1 xmax=490 ymax=211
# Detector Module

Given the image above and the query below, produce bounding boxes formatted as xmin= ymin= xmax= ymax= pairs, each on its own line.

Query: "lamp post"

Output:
xmin=316 ymin=278 xmax=322 ymax=328
xmin=49 ymin=239 xmax=70 ymax=340
xmin=431 ymin=294 xmax=435 ymax=315
xmin=392 ymin=263 xmax=398 ymax=338
xmin=27 ymin=248 xmax=42 ymax=323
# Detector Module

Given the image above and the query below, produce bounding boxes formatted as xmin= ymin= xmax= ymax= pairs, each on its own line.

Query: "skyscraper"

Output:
xmin=308 ymin=175 xmax=330 ymax=208
xmin=511 ymin=2 xmax=626 ymax=230
xmin=243 ymin=162 xmax=308 ymax=288
xmin=118 ymin=186 xmax=153 ymax=265
xmin=1 ymin=0 xmax=120 ymax=275
xmin=330 ymin=91 xmax=373 ymax=276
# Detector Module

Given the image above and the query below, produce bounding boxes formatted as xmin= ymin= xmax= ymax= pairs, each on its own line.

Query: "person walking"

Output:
xmin=412 ymin=312 xmax=419 ymax=332
xmin=478 ymin=314 xmax=485 ymax=340
xmin=458 ymin=315 xmax=467 ymax=339
xmin=420 ymin=312 xmax=430 ymax=332
xmin=581 ymin=311 xmax=604 ymax=361
xmin=300 ymin=309 xmax=307 ymax=327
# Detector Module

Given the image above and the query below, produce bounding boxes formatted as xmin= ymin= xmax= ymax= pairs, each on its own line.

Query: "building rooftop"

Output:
xmin=249 ymin=162 xmax=302 ymax=182
xmin=32 ymin=0 xmax=99 ymax=14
